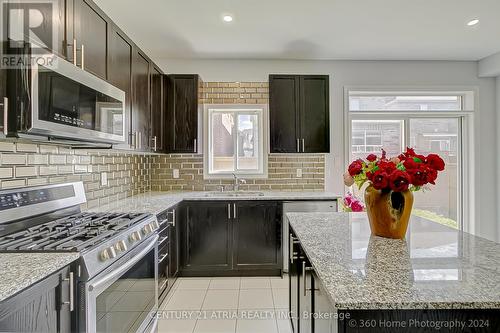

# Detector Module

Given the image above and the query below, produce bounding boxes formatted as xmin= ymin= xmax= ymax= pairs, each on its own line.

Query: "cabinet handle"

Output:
xmin=152 ymin=136 xmax=157 ymax=151
xmin=227 ymin=204 xmax=231 ymax=219
xmin=302 ymin=139 xmax=305 ymax=153
xmin=137 ymin=132 xmax=141 ymax=149
xmin=72 ymin=39 xmax=77 ymax=66
xmin=296 ymin=139 xmax=300 ymax=153
xmin=302 ymin=261 xmax=314 ymax=296
xmin=1 ymin=97 xmax=7 ymax=135
xmin=62 ymin=271 xmax=74 ymax=311
xmin=167 ymin=209 xmax=176 ymax=227
xmin=81 ymin=44 xmax=85 ymax=70
xmin=194 ymin=139 xmax=197 ymax=153
xmin=233 ymin=203 xmax=237 ymax=219
xmin=130 ymin=132 xmax=137 ymax=149
xmin=289 ymin=234 xmax=299 ymax=263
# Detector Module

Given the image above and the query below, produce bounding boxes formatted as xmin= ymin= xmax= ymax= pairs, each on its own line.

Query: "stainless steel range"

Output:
xmin=0 ymin=182 xmax=159 ymax=333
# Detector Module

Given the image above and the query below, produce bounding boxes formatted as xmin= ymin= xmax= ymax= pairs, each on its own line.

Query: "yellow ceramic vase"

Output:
xmin=364 ymin=185 xmax=414 ymax=239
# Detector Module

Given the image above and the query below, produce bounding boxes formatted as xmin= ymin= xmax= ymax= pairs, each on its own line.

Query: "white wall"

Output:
xmin=158 ymin=59 xmax=498 ymax=241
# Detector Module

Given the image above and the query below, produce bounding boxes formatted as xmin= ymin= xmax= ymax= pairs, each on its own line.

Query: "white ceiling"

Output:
xmin=94 ymin=0 xmax=500 ymax=62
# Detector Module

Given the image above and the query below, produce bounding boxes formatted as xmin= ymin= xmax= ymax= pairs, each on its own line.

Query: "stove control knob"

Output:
xmin=129 ymin=231 xmax=142 ymax=243
xmin=150 ymin=220 xmax=160 ymax=231
xmin=142 ymin=224 xmax=153 ymax=236
xmin=100 ymin=247 xmax=117 ymax=261
xmin=114 ymin=240 xmax=128 ymax=252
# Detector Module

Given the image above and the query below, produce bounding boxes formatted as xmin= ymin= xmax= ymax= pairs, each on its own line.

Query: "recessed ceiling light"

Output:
xmin=467 ymin=19 xmax=479 ymax=26
xmin=223 ymin=15 xmax=233 ymax=23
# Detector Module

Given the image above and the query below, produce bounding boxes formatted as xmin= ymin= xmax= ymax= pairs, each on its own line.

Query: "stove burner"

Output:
xmin=0 ymin=212 xmax=151 ymax=253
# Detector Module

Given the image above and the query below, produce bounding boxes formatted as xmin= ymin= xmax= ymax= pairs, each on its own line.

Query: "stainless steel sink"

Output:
xmin=204 ymin=191 xmax=265 ymax=197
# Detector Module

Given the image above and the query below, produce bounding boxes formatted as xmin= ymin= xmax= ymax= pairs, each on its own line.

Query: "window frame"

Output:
xmin=344 ymin=87 xmax=476 ymax=234
xmin=203 ymin=104 xmax=268 ymax=179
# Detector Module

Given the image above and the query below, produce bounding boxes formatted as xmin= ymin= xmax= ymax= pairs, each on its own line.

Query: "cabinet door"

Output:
xmin=169 ymin=207 xmax=181 ymax=278
xmin=299 ymin=257 xmax=313 ymax=333
xmin=269 ymin=75 xmax=300 ymax=153
xmin=0 ymin=266 xmax=73 ymax=332
xmin=299 ymin=75 xmax=329 ymax=153
xmin=0 ymin=68 xmax=6 ymax=136
xmin=166 ymin=75 xmax=198 ymax=153
xmin=312 ymin=273 xmax=334 ymax=333
xmin=150 ymin=67 xmax=164 ymax=152
xmin=289 ymin=240 xmax=300 ymax=333
xmin=183 ymin=202 xmax=232 ymax=271
xmin=233 ymin=201 xmax=282 ymax=270
xmin=108 ymin=27 xmax=132 ymax=147
xmin=131 ymin=49 xmax=151 ymax=151
xmin=73 ymin=0 xmax=108 ymax=79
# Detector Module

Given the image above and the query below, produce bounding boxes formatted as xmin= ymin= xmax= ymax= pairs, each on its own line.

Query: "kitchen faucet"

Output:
xmin=232 ymin=173 xmax=246 ymax=191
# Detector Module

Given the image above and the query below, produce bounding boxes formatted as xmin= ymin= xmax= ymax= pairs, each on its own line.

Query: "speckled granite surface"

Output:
xmin=0 ymin=253 xmax=79 ymax=302
xmin=89 ymin=191 xmax=341 ymax=215
xmin=287 ymin=212 xmax=500 ymax=310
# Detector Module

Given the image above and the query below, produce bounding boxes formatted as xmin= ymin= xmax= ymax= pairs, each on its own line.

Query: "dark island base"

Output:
xmin=338 ymin=309 xmax=500 ymax=333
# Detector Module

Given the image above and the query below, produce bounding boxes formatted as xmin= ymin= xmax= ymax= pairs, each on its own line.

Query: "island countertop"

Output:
xmin=287 ymin=212 xmax=500 ymax=310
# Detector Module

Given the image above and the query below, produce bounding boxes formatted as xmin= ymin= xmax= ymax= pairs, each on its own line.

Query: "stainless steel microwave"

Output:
xmin=6 ymin=45 xmax=126 ymax=144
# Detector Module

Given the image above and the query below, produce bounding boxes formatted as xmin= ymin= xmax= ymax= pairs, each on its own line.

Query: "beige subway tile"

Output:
xmin=1 ymin=179 xmax=26 ymax=189
xmin=1 ymin=154 xmax=27 ymax=165
xmin=15 ymin=166 xmax=37 ymax=177
xmin=0 ymin=142 xmax=15 ymax=152
xmin=27 ymin=154 xmax=49 ymax=165
xmin=39 ymin=166 xmax=58 ymax=175
xmin=27 ymin=178 xmax=48 ymax=186
xmin=57 ymin=165 xmax=73 ymax=174
xmin=0 ymin=168 xmax=13 ymax=179
xmin=49 ymin=155 xmax=66 ymax=164
xmin=39 ymin=145 xmax=58 ymax=154
xmin=16 ymin=143 xmax=38 ymax=152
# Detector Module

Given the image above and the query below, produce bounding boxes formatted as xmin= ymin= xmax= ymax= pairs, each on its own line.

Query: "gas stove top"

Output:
xmin=0 ymin=211 xmax=152 ymax=252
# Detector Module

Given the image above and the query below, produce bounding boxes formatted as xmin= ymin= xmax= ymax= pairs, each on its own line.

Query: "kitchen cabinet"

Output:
xmin=131 ymin=49 xmax=151 ymax=151
xmin=233 ymin=201 xmax=282 ymax=270
xmin=150 ymin=67 xmax=165 ymax=152
xmin=313 ymin=273 xmax=335 ymax=333
xmin=165 ymin=74 xmax=201 ymax=153
xmin=0 ymin=265 xmax=74 ymax=332
xmin=107 ymin=25 xmax=133 ymax=148
xmin=269 ymin=75 xmax=329 ymax=153
xmin=182 ymin=201 xmax=232 ymax=272
xmin=73 ymin=0 xmax=108 ymax=79
xmin=289 ymin=233 xmax=301 ymax=333
xmin=181 ymin=201 xmax=282 ymax=275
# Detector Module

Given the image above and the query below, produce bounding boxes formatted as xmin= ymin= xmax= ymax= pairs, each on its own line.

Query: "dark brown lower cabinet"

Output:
xmin=0 ymin=265 xmax=73 ymax=333
xmin=181 ymin=201 xmax=282 ymax=276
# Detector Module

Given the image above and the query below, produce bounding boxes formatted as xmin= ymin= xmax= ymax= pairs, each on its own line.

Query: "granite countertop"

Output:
xmin=287 ymin=212 xmax=500 ymax=310
xmin=89 ymin=191 xmax=341 ymax=215
xmin=0 ymin=253 xmax=79 ymax=302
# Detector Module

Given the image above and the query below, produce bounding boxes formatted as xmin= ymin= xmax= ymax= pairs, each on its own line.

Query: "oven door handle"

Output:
xmin=88 ymin=235 xmax=158 ymax=292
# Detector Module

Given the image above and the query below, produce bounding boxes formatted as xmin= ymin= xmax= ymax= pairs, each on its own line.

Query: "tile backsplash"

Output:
xmin=151 ymin=154 xmax=324 ymax=192
xmin=0 ymin=141 xmax=151 ymax=210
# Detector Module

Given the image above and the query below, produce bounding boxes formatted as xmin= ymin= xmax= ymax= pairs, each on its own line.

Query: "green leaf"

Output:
xmin=396 ymin=163 xmax=406 ymax=171
xmin=413 ymin=157 xmax=423 ymax=163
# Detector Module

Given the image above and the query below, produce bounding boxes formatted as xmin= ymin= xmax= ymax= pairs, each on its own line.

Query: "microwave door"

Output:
xmin=95 ymin=102 xmax=124 ymax=136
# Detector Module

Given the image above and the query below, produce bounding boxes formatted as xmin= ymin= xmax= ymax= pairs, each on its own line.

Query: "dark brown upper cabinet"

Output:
xmin=108 ymin=25 xmax=133 ymax=148
xmin=150 ymin=67 xmax=165 ymax=152
xmin=269 ymin=74 xmax=330 ymax=153
xmin=165 ymin=74 xmax=201 ymax=153
xmin=131 ymin=49 xmax=151 ymax=151
xmin=73 ymin=0 xmax=108 ymax=80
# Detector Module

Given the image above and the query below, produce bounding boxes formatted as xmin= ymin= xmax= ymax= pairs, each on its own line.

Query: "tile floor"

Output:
xmin=158 ymin=276 xmax=292 ymax=333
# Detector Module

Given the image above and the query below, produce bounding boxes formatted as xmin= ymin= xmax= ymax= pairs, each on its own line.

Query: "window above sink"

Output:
xmin=203 ymin=104 xmax=268 ymax=179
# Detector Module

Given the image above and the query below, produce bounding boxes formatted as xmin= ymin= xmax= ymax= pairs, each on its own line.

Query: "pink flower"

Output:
xmin=343 ymin=172 xmax=355 ymax=186
xmin=350 ymin=201 xmax=364 ymax=212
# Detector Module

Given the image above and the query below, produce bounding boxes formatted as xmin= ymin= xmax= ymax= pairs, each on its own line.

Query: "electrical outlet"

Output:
xmin=100 ymin=172 xmax=108 ymax=186
xmin=296 ymin=168 xmax=303 ymax=178
xmin=173 ymin=169 xmax=180 ymax=179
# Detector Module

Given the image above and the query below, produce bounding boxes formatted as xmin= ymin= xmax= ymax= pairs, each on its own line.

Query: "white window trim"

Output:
xmin=203 ymin=104 xmax=269 ymax=179
xmin=343 ymin=86 xmax=476 ymax=234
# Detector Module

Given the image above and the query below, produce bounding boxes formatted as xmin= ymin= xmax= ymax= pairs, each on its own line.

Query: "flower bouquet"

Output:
xmin=344 ymin=148 xmax=445 ymax=239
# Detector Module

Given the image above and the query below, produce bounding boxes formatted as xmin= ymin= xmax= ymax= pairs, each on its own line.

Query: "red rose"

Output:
xmin=426 ymin=154 xmax=445 ymax=171
xmin=403 ymin=158 xmax=419 ymax=170
xmin=426 ymin=167 xmax=438 ymax=185
xmin=405 ymin=147 xmax=416 ymax=156
xmin=371 ymin=170 xmax=390 ymax=190
xmin=366 ymin=154 xmax=377 ymax=162
xmin=389 ymin=170 xmax=411 ymax=192
xmin=376 ymin=161 xmax=397 ymax=173
xmin=407 ymin=168 xmax=427 ymax=186
xmin=350 ymin=201 xmax=364 ymax=212
xmin=348 ymin=160 xmax=364 ymax=176
xmin=366 ymin=171 xmax=374 ymax=181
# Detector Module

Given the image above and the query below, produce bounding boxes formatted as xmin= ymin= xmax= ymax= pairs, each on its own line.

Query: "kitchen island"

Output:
xmin=287 ymin=212 xmax=500 ymax=332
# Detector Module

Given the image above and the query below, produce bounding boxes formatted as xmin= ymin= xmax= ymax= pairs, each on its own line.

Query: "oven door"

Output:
xmin=84 ymin=235 xmax=158 ymax=333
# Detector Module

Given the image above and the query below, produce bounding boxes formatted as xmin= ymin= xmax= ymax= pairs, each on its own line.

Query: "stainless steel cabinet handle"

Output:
xmin=302 ymin=261 xmax=314 ymax=296
xmin=1 ymin=97 xmax=7 ymax=135
xmin=172 ymin=209 xmax=176 ymax=227
xmin=62 ymin=271 xmax=74 ymax=311
xmin=302 ymin=139 xmax=305 ymax=153
xmin=233 ymin=203 xmax=237 ymax=219
xmin=227 ymin=204 xmax=231 ymax=219
xmin=296 ymin=139 xmax=300 ymax=152
xmin=194 ymin=139 xmax=197 ymax=153
xmin=289 ymin=234 xmax=299 ymax=263
xmin=81 ymin=44 xmax=85 ymax=69
xmin=72 ymin=39 xmax=77 ymax=66
xmin=153 ymin=136 xmax=158 ymax=151
xmin=130 ymin=132 xmax=137 ymax=149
